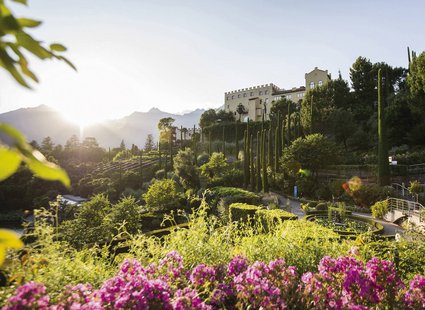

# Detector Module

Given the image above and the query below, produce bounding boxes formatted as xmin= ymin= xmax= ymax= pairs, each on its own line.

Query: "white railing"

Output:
xmin=387 ymin=197 xmax=425 ymax=217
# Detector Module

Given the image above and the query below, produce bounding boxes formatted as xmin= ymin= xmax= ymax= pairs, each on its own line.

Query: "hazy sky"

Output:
xmin=0 ymin=0 xmax=424 ymax=125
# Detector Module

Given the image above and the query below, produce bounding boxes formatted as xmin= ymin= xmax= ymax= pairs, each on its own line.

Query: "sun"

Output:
xmin=59 ymin=108 xmax=106 ymax=130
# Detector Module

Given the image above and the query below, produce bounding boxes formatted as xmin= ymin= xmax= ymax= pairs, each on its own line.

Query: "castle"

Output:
xmin=224 ymin=67 xmax=331 ymax=122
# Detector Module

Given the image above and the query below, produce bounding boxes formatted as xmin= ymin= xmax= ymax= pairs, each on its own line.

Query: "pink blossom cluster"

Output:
xmin=3 ymin=252 xmax=424 ymax=309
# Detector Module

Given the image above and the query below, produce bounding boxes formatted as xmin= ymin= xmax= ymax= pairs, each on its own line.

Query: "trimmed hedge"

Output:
xmin=206 ymin=187 xmax=261 ymax=207
xmin=229 ymin=203 xmax=261 ymax=224
xmin=229 ymin=203 xmax=298 ymax=230
xmin=256 ymin=209 xmax=297 ymax=232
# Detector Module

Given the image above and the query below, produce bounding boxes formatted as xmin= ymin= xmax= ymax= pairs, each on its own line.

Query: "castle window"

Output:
xmin=318 ymin=80 xmax=323 ymax=86
xmin=238 ymin=94 xmax=241 ymax=98
xmin=226 ymin=96 xmax=229 ymax=100
xmin=250 ymin=92 xmax=254 ymax=96
xmin=310 ymin=82 xmax=315 ymax=89
xmin=265 ymin=90 xmax=268 ymax=95
xmin=232 ymin=95 xmax=234 ymax=99
xmin=243 ymin=93 xmax=247 ymax=97
xmin=259 ymin=91 xmax=263 ymax=95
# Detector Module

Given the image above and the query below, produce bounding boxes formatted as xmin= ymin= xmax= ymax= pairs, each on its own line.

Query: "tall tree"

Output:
xmin=144 ymin=134 xmax=155 ymax=151
xmin=377 ymin=69 xmax=390 ymax=186
xmin=174 ymin=148 xmax=200 ymax=189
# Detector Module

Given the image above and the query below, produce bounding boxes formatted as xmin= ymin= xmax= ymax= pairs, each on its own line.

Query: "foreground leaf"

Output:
xmin=0 ymin=147 xmax=22 ymax=181
xmin=0 ymin=229 xmax=23 ymax=266
xmin=26 ymin=151 xmax=70 ymax=187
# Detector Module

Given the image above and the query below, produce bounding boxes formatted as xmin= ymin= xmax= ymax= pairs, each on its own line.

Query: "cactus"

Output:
xmin=256 ymin=131 xmax=261 ymax=192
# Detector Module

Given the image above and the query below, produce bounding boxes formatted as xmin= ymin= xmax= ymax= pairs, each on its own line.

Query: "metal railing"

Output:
xmin=387 ymin=197 xmax=425 ymax=218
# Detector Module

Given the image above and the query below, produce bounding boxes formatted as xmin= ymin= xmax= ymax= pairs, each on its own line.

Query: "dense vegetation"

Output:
xmin=1 ymin=1 xmax=425 ymax=308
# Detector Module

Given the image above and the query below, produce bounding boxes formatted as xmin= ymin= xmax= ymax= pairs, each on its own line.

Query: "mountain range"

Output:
xmin=0 ymin=105 xmax=205 ymax=148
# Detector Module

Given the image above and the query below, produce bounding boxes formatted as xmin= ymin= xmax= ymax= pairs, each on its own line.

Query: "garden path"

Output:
xmin=272 ymin=192 xmax=404 ymax=236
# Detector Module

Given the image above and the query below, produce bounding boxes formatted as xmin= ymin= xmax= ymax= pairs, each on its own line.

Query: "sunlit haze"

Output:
xmin=1 ymin=0 xmax=425 ymax=125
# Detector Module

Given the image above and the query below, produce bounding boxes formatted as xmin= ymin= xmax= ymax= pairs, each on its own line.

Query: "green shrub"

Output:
xmin=371 ymin=200 xmax=389 ymax=219
xmin=229 ymin=203 xmax=261 ymax=224
xmin=143 ymin=179 xmax=182 ymax=212
xmin=256 ymin=209 xmax=297 ymax=231
xmin=207 ymin=187 xmax=261 ymax=207
xmin=60 ymin=195 xmax=142 ymax=248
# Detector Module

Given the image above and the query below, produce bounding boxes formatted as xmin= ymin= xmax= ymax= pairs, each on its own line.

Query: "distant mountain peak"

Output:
xmin=148 ymin=107 xmax=162 ymax=113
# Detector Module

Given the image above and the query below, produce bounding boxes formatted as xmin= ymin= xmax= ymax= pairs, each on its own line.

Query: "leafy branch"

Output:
xmin=0 ymin=0 xmax=76 ymax=88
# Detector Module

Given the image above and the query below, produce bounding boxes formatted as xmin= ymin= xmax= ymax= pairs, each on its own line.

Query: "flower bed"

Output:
xmin=4 ymin=252 xmax=424 ymax=309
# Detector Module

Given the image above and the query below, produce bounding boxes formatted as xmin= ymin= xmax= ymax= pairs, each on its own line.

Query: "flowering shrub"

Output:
xmin=3 ymin=252 xmax=424 ymax=309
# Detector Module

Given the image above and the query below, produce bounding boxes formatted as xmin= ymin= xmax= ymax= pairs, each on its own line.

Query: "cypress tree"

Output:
xmin=243 ymin=130 xmax=248 ymax=188
xmin=262 ymin=130 xmax=269 ymax=192
xmin=180 ymin=125 xmax=183 ymax=148
xmin=139 ymin=151 xmax=143 ymax=180
xmin=377 ymin=68 xmax=390 ymax=186
xmin=281 ymin=119 xmax=286 ymax=153
xmin=256 ymin=131 xmax=261 ymax=192
xmin=208 ymin=131 xmax=212 ymax=156
xmin=250 ymin=134 xmax=255 ymax=191
xmin=268 ymin=128 xmax=272 ymax=169
xmin=235 ymin=122 xmax=239 ymax=160
xmin=274 ymin=126 xmax=279 ymax=172
xmin=222 ymin=125 xmax=226 ymax=157
xmin=277 ymin=111 xmax=281 ymax=158
xmin=287 ymin=104 xmax=291 ymax=144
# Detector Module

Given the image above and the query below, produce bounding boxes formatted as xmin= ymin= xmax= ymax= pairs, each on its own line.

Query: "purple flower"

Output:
xmin=4 ymin=282 xmax=50 ymax=310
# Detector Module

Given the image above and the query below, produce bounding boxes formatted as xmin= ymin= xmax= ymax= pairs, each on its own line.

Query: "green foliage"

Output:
xmin=351 ymin=184 xmax=393 ymax=208
xmin=371 ymin=200 xmax=389 ymax=219
xmin=360 ymin=234 xmax=425 ymax=281
xmin=143 ymin=179 xmax=182 ymax=212
xmin=229 ymin=203 xmax=260 ymax=224
xmin=0 ymin=124 xmax=70 ymax=187
xmin=200 ymin=152 xmax=229 ymax=182
xmin=408 ymin=180 xmax=422 ymax=197
xmin=60 ymin=195 xmax=142 ymax=248
xmin=256 ymin=209 xmax=297 ymax=231
xmin=205 ymin=187 xmax=261 ymax=210
xmin=407 ymin=51 xmax=425 ymax=97
xmin=4 ymin=209 xmax=114 ymax=301
xmin=0 ymin=0 xmax=75 ymax=88
xmin=315 ymin=202 xmax=328 ymax=211
xmin=281 ymin=134 xmax=339 ymax=178
xmin=173 ymin=148 xmax=200 ymax=190
xmin=108 ymin=196 xmax=142 ymax=235
xmin=302 ymin=77 xmax=353 ymax=134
